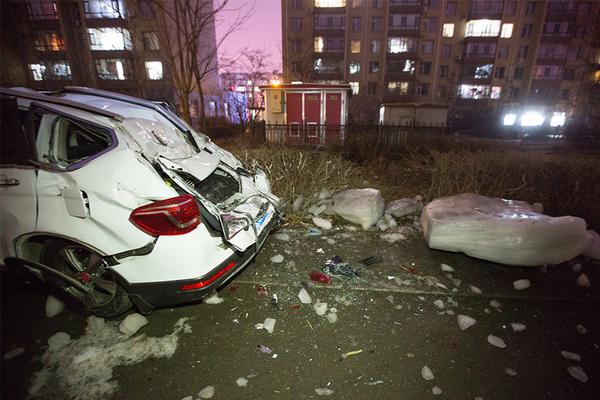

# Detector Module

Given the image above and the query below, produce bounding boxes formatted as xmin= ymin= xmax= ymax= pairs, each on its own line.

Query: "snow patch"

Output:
xmin=380 ymin=233 xmax=407 ymax=243
xmin=510 ymin=323 xmax=527 ymax=332
xmin=385 ymin=198 xmax=422 ymax=218
xmin=204 ymin=293 xmax=224 ymax=304
xmin=236 ymin=377 xmax=248 ymax=387
xmin=440 ymin=263 xmax=454 ymax=272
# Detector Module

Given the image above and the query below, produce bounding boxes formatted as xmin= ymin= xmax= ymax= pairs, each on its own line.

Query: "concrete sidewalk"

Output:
xmin=2 ymin=226 xmax=599 ymax=399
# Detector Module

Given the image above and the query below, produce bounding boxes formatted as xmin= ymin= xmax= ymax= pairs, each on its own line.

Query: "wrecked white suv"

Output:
xmin=0 ymin=87 xmax=281 ymax=317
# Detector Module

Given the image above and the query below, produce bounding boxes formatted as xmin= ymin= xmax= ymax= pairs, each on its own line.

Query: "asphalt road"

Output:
xmin=2 ymin=224 xmax=599 ymax=400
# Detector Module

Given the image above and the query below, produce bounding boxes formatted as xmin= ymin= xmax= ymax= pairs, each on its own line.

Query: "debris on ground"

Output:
xmin=322 ymin=256 xmax=361 ymax=280
xmin=432 ymin=386 xmax=442 ymax=395
xmin=236 ymin=377 xmax=248 ymax=387
xmin=292 ymin=195 xmax=304 ymax=212
xmin=487 ymin=335 xmax=507 ymax=348
xmin=262 ymin=318 xmax=276 ymax=334
xmin=510 ymin=323 xmax=527 ymax=332
xmin=119 ymin=313 xmax=149 ymax=336
xmin=505 ymin=368 xmax=518 ymax=376
xmin=309 ymin=270 xmax=332 ymax=285
xmin=457 ymin=315 xmax=477 ymax=331
xmin=513 ymin=279 xmax=531 ymax=290
xmin=312 ymin=216 xmax=332 ymax=230
xmin=307 ymin=227 xmax=322 ymax=236
xmin=314 ymin=388 xmax=334 ymax=396
xmin=274 ymin=232 xmax=290 ymax=241
xmin=45 ymin=295 xmax=65 ymax=318
xmin=440 ymin=263 xmax=454 ymax=272
xmin=342 ymin=349 xmax=363 ymax=359
xmin=270 ymin=254 xmax=284 ymax=263
xmin=198 ymin=385 xmax=215 ymax=399
xmin=433 ymin=300 xmax=445 ymax=309
xmin=576 ymin=273 xmax=591 ymax=287
xmin=313 ymin=301 xmax=328 ymax=316
xmin=421 ymin=193 xmax=592 ymax=266
xmin=270 ymin=294 xmax=279 ymax=310
xmin=3 ymin=347 xmax=25 ymax=360
xmin=325 ymin=312 xmax=338 ymax=324
xmin=576 ymin=324 xmax=587 ymax=334
xmin=421 ymin=366 xmax=434 ymax=380
xmin=48 ymin=332 xmax=71 ymax=349
xmin=257 ymin=345 xmax=272 ymax=354
xmin=469 ymin=285 xmax=482 ymax=294
xmin=566 ymin=366 xmax=588 ymax=383
xmin=385 ymin=198 xmax=422 ymax=218
xmin=298 ymin=288 xmax=312 ymax=304
xmin=490 ymin=300 xmax=502 ymax=309
xmin=380 ymin=232 xmax=407 ymax=243
xmin=581 ymin=230 xmax=600 ymax=260
xmin=331 ymin=188 xmax=384 ymax=229
xmin=561 ymin=351 xmax=581 ymax=362
xmin=204 ymin=293 xmax=224 ymax=304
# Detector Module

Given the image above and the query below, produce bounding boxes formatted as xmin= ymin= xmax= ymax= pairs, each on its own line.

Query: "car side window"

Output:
xmin=33 ymin=111 xmax=113 ymax=169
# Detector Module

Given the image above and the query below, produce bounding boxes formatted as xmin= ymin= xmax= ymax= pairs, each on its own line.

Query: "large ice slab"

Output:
xmin=421 ymin=193 xmax=592 ymax=266
xmin=332 ymin=188 xmax=384 ymax=229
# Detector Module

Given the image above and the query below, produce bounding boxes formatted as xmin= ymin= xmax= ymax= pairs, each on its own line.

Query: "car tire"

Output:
xmin=40 ymin=239 xmax=132 ymax=318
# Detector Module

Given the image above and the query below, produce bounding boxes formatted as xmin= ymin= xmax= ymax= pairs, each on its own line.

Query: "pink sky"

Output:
xmin=215 ymin=0 xmax=282 ymax=73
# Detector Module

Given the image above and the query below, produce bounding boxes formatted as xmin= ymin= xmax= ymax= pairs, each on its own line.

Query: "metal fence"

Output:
xmin=260 ymin=123 xmax=448 ymax=147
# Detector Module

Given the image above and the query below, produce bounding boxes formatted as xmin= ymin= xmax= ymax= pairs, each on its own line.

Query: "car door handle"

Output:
xmin=0 ymin=177 xmax=20 ymax=186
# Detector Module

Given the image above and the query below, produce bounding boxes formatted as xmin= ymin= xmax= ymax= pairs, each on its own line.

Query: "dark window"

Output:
xmin=389 ymin=14 xmax=420 ymax=30
xmin=367 ymin=82 xmax=377 ymax=94
xmin=142 ymin=32 xmax=159 ymax=50
xmin=525 ymin=1 xmax=536 ymax=15
xmin=369 ymin=61 xmax=380 ymax=73
xmin=420 ymin=61 xmax=432 ymax=75
xmin=440 ymin=65 xmax=449 ymax=77
xmin=446 ymin=1 xmax=457 ymax=16
xmin=494 ymin=66 xmax=505 ymax=79
xmin=560 ymin=89 xmax=569 ymax=100
xmin=521 ymin=24 xmax=532 ymax=37
xmin=416 ymin=83 xmax=429 ymax=95
xmin=372 ymin=0 xmax=383 ymax=8
xmin=513 ymin=67 xmax=523 ymax=79
xmin=517 ymin=45 xmax=528 ymax=59
xmin=291 ymin=0 xmax=302 ymax=9
xmin=506 ymin=1 xmax=517 ymax=15
xmin=26 ymin=0 xmax=58 ymax=20
xmin=292 ymin=61 xmax=302 ymax=73
xmin=314 ymin=14 xmax=345 ymax=29
xmin=497 ymin=46 xmax=508 ymax=59
xmin=441 ymin=44 xmax=452 ymax=58
xmin=509 ymin=87 xmax=520 ymax=99
xmin=421 ymin=40 xmax=434 ymax=54
xmin=371 ymin=16 xmax=382 ymax=31
xmin=577 ymin=2 xmax=591 ymax=15
xmin=352 ymin=16 xmax=362 ymax=31
xmin=292 ymin=17 xmax=303 ymax=32
xmin=292 ymin=39 xmax=302 ymax=52
xmin=139 ymin=0 xmax=154 ymax=18
xmin=437 ymin=85 xmax=447 ymax=97
xmin=564 ymin=68 xmax=575 ymax=80
xmin=423 ymin=0 xmax=439 ymax=7
xmin=424 ymin=17 xmax=437 ymax=32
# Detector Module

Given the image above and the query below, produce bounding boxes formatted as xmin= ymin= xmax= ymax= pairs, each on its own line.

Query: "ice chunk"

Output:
xmin=319 ymin=188 xmax=332 ymax=200
xmin=432 ymin=386 xmax=442 ymax=395
xmin=119 ymin=313 xmax=149 ymax=336
xmin=421 ymin=193 xmax=592 ymax=266
xmin=576 ymin=273 xmax=591 ymax=287
xmin=457 ymin=315 xmax=477 ymax=330
xmin=263 ymin=318 xmax=276 ymax=334
xmin=3 ymin=347 xmax=25 ymax=360
xmin=510 ymin=323 xmax=527 ymax=332
xmin=572 ymin=263 xmax=582 ymax=272
xmin=315 ymin=388 xmax=334 ymax=396
xmin=576 ymin=324 xmax=587 ymax=334
xmin=561 ymin=351 xmax=581 ymax=362
xmin=198 ymin=386 xmax=215 ymax=399
xmin=385 ymin=198 xmax=422 ymax=218
xmin=487 ymin=335 xmax=507 ymax=348
xmin=48 ymin=332 xmax=71 ymax=350
xmin=271 ymin=254 xmax=285 ymax=263
xmin=421 ymin=366 xmax=434 ymax=380
xmin=386 ymin=295 xmax=395 ymax=304
xmin=204 ymin=293 xmax=224 ymax=304
xmin=332 ymin=188 xmax=385 ymax=229
xmin=440 ymin=263 xmax=454 ymax=272
xmin=513 ymin=279 xmax=530 ymax=290
xmin=86 ymin=316 xmax=105 ymax=334
xmin=298 ymin=288 xmax=312 ymax=304
xmin=567 ymin=366 xmax=588 ymax=383
xmin=469 ymin=285 xmax=482 ymax=294
xmin=236 ymin=377 xmax=248 ymax=387
xmin=292 ymin=195 xmax=304 ymax=212
xmin=433 ymin=299 xmax=445 ymax=309
xmin=325 ymin=313 xmax=338 ymax=323
xmin=312 ymin=217 xmax=332 ymax=230
xmin=505 ymin=368 xmax=518 ymax=376
xmin=313 ymin=301 xmax=328 ymax=316
xmin=490 ymin=300 xmax=502 ymax=309
xmin=581 ymin=230 xmax=600 ymax=260
xmin=380 ymin=233 xmax=407 ymax=243
xmin=45 ymin=295 xmax=65 ymax=318
xmin=274 ymin=232 xmax=290 ymax=241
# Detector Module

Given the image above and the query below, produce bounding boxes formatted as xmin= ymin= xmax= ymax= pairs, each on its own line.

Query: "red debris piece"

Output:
xmin=291 ymin=304 xmax=301 ymax=309
xmin=309 ymin=270 xmax=332 ymax=285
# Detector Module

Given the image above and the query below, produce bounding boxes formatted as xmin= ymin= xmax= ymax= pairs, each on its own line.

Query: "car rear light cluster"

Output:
xmin=130 ymin=194 xmax=200 ymax=236
xmin=180 ymin=261 xmax=237 ymax=291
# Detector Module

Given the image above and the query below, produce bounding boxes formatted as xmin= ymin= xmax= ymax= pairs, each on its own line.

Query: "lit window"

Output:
xmin=83 ymin=0 xmax=126 ymax=18
xmin=388 ymin=37 xmax=414 ymax=53
xmin=473 ymin=64 xmax=493 ymax=79
xmin=314 ymin=0 xmax=346 ymax=7
xmin=314 ymin=37 xmax=324 ymax=53
xmin=95 ymin=59 xmax=128 ymax=80
xmin=349 ymin=61 xmax=360 ymax=74
xmin=351 ymin=40 xmax=361 ymax=53
xmin=466 ymin=20 xmax=501 ymax=37
xmin=458 ymin=84 xmax=501 ymax=99
xmin=442 ymin=23 xmax=454 ymax=37
xmin=550 ymin=112 xmax=566 ymax=127
xmin=88 ymin=28 xmax=132 ymax=50
xmin=387 ymin=81 xmax=409 ymax=94
xmin=500 ymin=23 xmax=513 ymax=38
xmin=350 ymin=81 xmax=360 ymax=94
xmin=34 ymin=32 xmax=64 ymax=51
xmin=29 ymin=61 xmax=71 ymax=81
xmin=145 ymin=61 xmax=163 ymax=80
xmin=30 ymin=64 xmax=45 ymax=81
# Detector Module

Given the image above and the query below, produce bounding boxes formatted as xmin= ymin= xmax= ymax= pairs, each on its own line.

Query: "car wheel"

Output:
xmin=40 ymin=240 xmax=131 ymax=318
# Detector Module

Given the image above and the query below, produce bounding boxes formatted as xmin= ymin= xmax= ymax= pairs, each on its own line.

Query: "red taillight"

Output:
xmin=130 ymin=194 xmax=200 ymax=237
xmin=180 ymin=262 xmax=237 ymax=291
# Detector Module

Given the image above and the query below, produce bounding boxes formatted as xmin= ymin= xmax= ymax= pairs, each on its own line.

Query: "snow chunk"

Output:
xmin=236 ymin=377 xmax=248 ymax=387
xmin=274 ymin=232 xmax=290 ymax=241
xmin=119 ymin=313 xmax=149 ymax=337
xmin=380 ymin=232 xmax=407 ymax=243
xmin=48 ymin=332 xmax=71 ymax=350
xmin=313 ymin=301 xmax=328 ymax=316
xmin=561 ymin=351 xmax=581 ymax=362
xmin=440 ymin=263 xmax=454 ymax=272
xmin=433 ymin=299 xmax=445 ymax=309
xmin=487 ymin=335 xmax=507 ymax=348
xmin=510 ymin=323 xmax=527 ymax=332
xmin=581 ymin=230 xmax=600 ymax=260
xmin=263 ymin=318 xmax=276 ymax=334
xmin=572 ymin=263 xmax=582 ymax=272
xmin=432 ymin=386 xmax=442 ymax=395
xmin=421 ymin=193 xmax=591 ymax=266
xmin=385 ymin=198 xmax=422 ymax=218
xmin=312 ymin=217 xmax=332 ymax=230
xmin=3 ymin=347 xmax=25 ymax=360
xmin=469 ymin=285 xmax=482 ymax=294
xmin=292 ymin=195 xmax=304 ymax=212
xmin=325 ymin=313 xmax=338 ymax=324
xmin=513 ymin=279 xmax=531 ymax=290
xmin=298 ymin=288 xmax=312 ymax=304
xmin=332 ymin=188 xmax=384 ymax=229
xmin=271 ymin=254 xmax=285 ymax=263
xmin=421 ymin=366 xmax=434 ymax=380
xmin=576 ymin=324 xmax=587 ymax=334
xmin=457 ymin=315 xmax=477 ymax=331
xmin=46 ymin=295 xmax=65 ymax=318
xmin=505 ymin=368 xmax=518 ymax=376
xmin=567 ymin=366 xmax=588 ymax=383
xmin=29 ymin=317 xmax=191 ymax=399
xmin=315 ymin=388 xmax=334 ymax=396
xmin=490 ymin=300 xmax=502 ymax=309
xmin=204 ymin=293 xmax=224 ymax=304
xmin=198 ymin=386 xmax=215 ymax=399
xmin=576 ymin=273 xmax=591 ymax=287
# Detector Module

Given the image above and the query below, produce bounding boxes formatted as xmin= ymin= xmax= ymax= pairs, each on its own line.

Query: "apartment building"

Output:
xmin=282 ymin=0 xmax=600 ymax=125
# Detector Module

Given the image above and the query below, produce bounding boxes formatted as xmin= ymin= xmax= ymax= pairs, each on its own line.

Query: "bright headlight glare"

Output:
xmin=521 ymin=111 xmax=545 ymax=127
xmin=503 ymin=113 xmax=517 ymax=126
